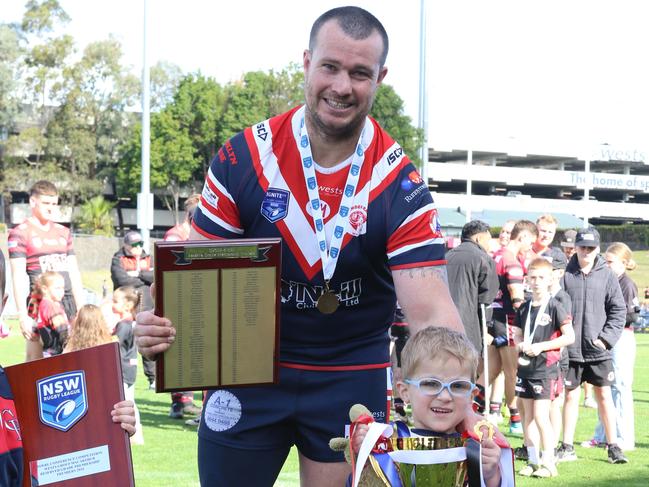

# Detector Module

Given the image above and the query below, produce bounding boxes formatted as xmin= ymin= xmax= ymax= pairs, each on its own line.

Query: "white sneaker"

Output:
xmin=487 ymin=412 xmax=503 ymax=425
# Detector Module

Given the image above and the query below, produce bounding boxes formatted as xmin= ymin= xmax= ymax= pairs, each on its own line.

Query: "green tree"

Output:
xmin=150 ymin=60 xmax=183 ymax=112
xmin=169 ymin=73 xmax=226 ymax=176
xmin=117 ymin=110 xmax=201 ymax=223
xmin=0 ymin=23 xmax=22 ymax=131
xmin=46 ymin=37 xmax=139 ymax=210
xmin=219 ymin=64 xmax=303 ymax=142
xmin=74 ymin=195 xmax=115 ymax=236
xmin=370 ymin=84 xmax=424 ymax=167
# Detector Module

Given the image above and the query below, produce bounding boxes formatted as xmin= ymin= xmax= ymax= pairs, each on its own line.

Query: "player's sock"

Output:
xmin=527 ymin=446 xmax=539 ymax=465
xmin=489 ymin=401 xmax=502 ymax=414
xmin=509 ymin=407 xmax=521 ymax=424
xmin=541 ymin=449 xmax=555 ymax=466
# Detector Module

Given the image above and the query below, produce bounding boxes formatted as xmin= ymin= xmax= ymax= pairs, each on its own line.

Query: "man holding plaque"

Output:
xmin=136 ymin=6 xmax=464 ymax=486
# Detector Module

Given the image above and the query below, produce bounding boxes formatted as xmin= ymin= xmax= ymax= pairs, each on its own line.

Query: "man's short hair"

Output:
xmin=511 ymin=220 xmax=538 ymax=240
xmin=400 ymin=326 xmax=479 ymax=382
xmin=536 ymin=214 xmax=558 ymax=226
xmin=309 ymin=6 xmax=389 ymax=67
xmin=30 ymin=180 xmax=58 ymax=198
xmin=461 ymin=220 xmax=491 ymax=240
xmin=528 ymin=257 xmax=553 ymax=274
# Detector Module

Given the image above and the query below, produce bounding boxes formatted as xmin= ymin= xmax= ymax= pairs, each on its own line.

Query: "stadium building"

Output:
xmin=425 ymin=143 xmax=649 ymax=235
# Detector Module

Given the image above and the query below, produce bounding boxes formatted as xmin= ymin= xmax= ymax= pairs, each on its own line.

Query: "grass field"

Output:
xmin=1 ymin=250 xmax=648 ymax=486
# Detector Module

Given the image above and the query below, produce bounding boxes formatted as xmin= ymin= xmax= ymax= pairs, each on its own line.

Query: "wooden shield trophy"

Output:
xmin=4 ymin=342 xmax=135 ymax=487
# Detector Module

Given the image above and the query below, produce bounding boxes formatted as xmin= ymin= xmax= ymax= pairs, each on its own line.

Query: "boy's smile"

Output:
xmin=397 ymin=353 xmax=475 ymax=434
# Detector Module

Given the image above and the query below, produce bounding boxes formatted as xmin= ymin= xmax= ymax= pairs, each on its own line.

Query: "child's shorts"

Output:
xmin=515 ymin=376 xmax=562 ymax=400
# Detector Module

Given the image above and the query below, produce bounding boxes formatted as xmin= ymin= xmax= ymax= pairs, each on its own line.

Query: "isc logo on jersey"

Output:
xmin=37 ymin=371 xmax=88 ymax=432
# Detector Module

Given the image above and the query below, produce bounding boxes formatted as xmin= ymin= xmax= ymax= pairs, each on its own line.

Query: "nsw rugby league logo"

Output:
xmin=37 ymin=371 xmax=88 ymax=432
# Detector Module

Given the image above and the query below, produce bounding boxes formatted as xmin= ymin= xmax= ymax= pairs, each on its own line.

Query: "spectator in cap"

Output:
xmin=557 ymin=226 xmax=628 ymax=464
xmin=110 ymin=231 xmax=156 ymax=389
xmin=560 ymin=230 xmax=577 ymax=261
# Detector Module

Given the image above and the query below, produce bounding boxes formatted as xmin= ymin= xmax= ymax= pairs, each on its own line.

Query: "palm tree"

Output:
xmin=75 ymin=196 xmax=115 ymax=236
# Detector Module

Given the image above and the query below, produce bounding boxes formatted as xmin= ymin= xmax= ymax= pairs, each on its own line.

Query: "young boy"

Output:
xmin=351 ymin=326 xmax=514 ymax=487
xmin=514 ymin=258 xmax=574 ymax=478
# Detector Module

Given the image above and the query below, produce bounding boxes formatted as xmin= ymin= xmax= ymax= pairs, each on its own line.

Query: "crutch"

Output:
xmin=480 ymin=303 xmax=490 ymax=412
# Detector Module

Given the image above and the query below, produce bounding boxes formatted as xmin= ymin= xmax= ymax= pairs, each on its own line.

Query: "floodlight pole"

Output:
xmin=418 ymin=0 xmax=429 ymax=185
xmin=138 ymin=0 xmax=153 ymax=250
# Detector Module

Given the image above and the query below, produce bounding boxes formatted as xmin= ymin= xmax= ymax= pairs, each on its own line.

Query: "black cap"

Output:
xmin=575 ymin=227 xmax=600 ymax=247
xmin=560 ymin=229 xmax=577 ymax=248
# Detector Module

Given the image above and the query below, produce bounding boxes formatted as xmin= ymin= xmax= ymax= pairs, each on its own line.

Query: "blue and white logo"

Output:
xmin=345 ymin=185 xmax=354 ymax=197
xmin=340 ymin=206 xmax=349 ymax=217
xmin=37 ymin=371 xmax=88 ymax=432
xmin=334 ymin=225 xmax=344 ymax=238
xmin=261 ymin=188 xmax=290 ymax=223
xmin=350 ymin=164 xmax=360 ymax=176
xmin=307 ymin=177 xmax=317 ymax=190
xmin=356 ymin=145 xmax=364 ymax=156
xmin=311 ymin=199 xmax=320 ymax=210
xmin=315 ymin=219 xmax=323 ymax=232
xmin=302 ymin=156 xmax=313 ymax=168
xmin=300 ymin=135 xmax=309 ymax=148
xmin=330 ymin=247 xmax=339 ymax=258
xmin=319 ymin=240 xmax=326 ymax=251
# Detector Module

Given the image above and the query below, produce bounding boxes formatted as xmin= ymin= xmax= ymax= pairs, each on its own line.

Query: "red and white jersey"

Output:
xmin=192 ymin=106 xmax=446 ymax=366
xmin=7 ymin=219 xmax=75 ymax=293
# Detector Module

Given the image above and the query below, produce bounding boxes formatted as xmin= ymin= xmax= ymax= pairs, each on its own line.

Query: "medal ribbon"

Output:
xmin=523 ymin=298 xmax=550 ymax=346
xmin=295 ymin=114 xmax=369 ymax=282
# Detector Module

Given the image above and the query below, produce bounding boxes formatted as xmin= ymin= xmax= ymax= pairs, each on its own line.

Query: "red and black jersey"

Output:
xmin=514 ymin=298 xmax=571 ymax=379
xmin=492 ymin=248 xmax=525 ymax=322
xmin=7 ymin=219 xmax=74 ymax=294
xmin=0 ymin=367 xmax=23 ymax=487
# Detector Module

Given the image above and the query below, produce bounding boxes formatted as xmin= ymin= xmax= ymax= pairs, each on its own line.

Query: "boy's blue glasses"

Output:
xmin=404 ymin=378 xmax=475 ymax=397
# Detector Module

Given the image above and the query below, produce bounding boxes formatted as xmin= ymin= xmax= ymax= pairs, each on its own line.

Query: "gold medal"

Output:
xmin=317 ymin=290 xmax=339 ymax=314
xmin=317 ymin=281 xmax=339 ymax=314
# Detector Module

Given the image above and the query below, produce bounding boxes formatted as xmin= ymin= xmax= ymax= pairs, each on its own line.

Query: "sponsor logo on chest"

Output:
xmin=261 ymin=188 xmax=290 ymax=223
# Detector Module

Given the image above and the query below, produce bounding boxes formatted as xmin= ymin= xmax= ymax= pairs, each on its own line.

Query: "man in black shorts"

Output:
xmin=557 ymin=227 xmax=627 ymax=464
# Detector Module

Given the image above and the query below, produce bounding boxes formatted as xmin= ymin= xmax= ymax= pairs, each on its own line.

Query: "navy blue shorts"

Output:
xmin=197 ymin=364 xmax=390 ymax=485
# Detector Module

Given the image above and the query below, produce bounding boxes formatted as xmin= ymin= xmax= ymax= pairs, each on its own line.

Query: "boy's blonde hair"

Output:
xmin=400 ymin=326 xmax=479 ymax=382
xmin=527 ymin=257 xmax=553 ymax=274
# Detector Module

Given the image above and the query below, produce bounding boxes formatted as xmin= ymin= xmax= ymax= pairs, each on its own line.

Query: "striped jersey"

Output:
xmin=7 ymin=219 xmax=75 ymax=294
xmin=193 ymin=106 xmax=445 ymax=366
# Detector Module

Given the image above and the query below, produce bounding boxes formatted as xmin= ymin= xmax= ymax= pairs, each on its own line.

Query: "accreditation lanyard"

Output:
xmin=523 ymin=298 xmax=549 ymax=345
xmin=295 ymin=117 xmax=368 ymax=282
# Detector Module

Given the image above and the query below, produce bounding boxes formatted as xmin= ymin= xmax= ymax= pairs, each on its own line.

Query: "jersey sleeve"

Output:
xmin=385 ymin=160 xmax=445 ymax=270
xmin=192 ymin=136 xmax=246 ymax=239
xmin=503 ymin=257 xmax=525 ymax=286
xmin=6 ymin=226 xmax=27 ymax=259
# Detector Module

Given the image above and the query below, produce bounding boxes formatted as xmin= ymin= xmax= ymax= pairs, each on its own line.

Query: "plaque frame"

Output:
xmin=4 ymin=342 xmax=135 ymax=487
xmin=154 ymin=238 xmax=281 ymax=393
